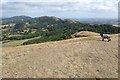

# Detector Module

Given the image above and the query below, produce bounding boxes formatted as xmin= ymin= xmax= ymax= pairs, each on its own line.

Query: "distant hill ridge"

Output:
xmin=1 ymin=16 xmax=120 ymax=45
xmin=2 ymin=15 xmax=32 ymax=24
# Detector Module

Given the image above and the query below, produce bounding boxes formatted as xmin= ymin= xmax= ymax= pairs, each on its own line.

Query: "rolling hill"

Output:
xmin=2 ymin=32 xmax=118 ymax=78
xmin=1 ymin=16 xmax=119 ymax=78
xmin=1 ymin=16 xmax=120 ymax=46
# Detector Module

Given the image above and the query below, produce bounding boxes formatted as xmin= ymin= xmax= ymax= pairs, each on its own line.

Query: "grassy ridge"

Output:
xmin=2 ymin=16 xmax=120 ymax=45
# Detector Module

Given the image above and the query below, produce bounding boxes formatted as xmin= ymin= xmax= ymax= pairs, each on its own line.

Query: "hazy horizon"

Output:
xmin=1 ymin=15 xmax=118 ymax=20
xmin=1 ymin=15 xmax=118 ymax=25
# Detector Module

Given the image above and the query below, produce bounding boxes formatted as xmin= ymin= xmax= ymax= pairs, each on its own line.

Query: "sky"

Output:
xmin=0 ymin=0 xmax=119 ymax=19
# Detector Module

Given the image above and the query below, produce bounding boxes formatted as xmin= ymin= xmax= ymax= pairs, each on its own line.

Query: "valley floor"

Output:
xmin=2 ymin=34 xmax=118 ymax=78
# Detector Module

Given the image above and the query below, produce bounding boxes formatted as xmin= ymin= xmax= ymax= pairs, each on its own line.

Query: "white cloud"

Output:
xmin=1 ymin=0 xmax=119 ymax=18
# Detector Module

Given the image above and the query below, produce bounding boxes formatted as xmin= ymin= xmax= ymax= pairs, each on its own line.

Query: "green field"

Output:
xmin=2 ymin=37 xmax=40 ymax=47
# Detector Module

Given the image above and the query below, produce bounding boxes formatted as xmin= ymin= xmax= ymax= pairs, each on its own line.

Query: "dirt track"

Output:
xmin=2 ymin=34 xmax=118 ymax=78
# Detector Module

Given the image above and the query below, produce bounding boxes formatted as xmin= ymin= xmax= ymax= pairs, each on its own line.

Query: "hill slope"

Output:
xmin=2 ymin=33 xmax=118 ymax=78
xmin=2 ymin=16 xmax=32 ymax=24
xmin=2 ymin=16 xmax=120 ymax=42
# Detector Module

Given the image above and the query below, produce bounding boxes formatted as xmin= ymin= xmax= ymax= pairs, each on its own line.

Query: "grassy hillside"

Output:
xmin=2 ymin=34 xmax=118 ymax=78
xmin=1 ymin=16 xmax=120 ymax=45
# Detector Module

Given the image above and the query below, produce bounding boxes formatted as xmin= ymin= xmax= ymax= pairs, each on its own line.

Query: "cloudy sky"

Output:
xmin=0 ymin=0 xmax=119 ymax=19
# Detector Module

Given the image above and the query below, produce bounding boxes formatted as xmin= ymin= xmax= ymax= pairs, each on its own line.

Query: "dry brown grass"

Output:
xmin=2 ymin=32 xmax=118 ymax=78
xmin=72 ymin=31 xmax=100 ymax=38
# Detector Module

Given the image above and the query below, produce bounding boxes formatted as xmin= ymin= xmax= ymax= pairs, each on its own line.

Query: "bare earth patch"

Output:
xmin=2 ymin=33 xmax=118 ymax=78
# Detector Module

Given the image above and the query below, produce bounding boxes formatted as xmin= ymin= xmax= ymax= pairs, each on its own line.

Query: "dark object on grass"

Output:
xmin=100 ymin=33 xmax=112 ymax=42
